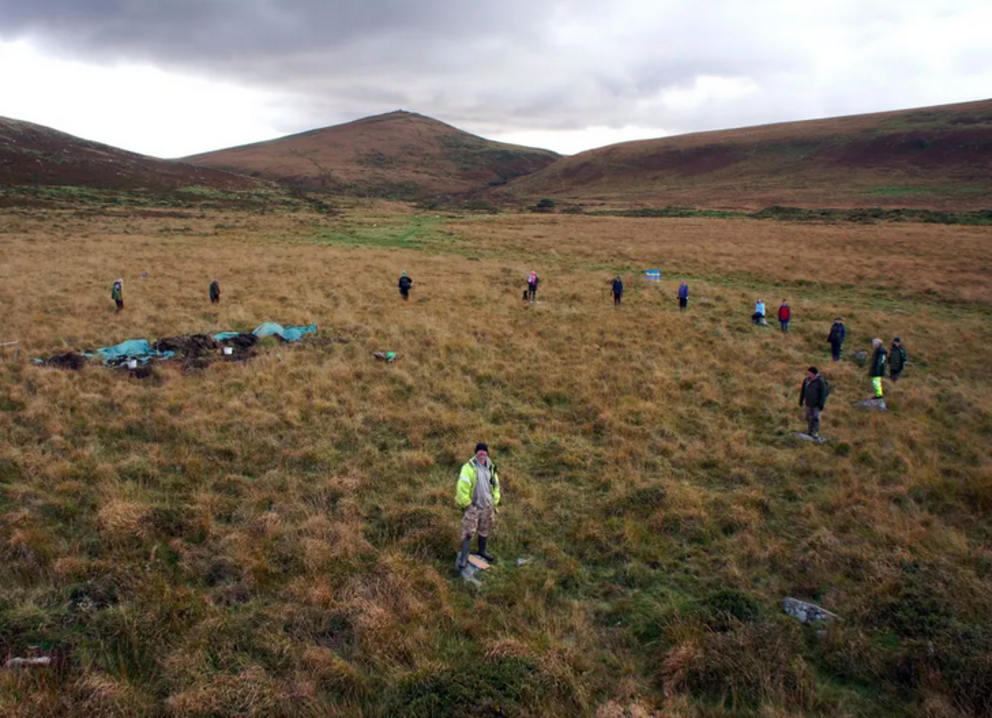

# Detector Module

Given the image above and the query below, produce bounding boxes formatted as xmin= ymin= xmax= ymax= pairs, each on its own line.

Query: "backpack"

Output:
xmin=820 ymin=377 xmax=831 ymax=407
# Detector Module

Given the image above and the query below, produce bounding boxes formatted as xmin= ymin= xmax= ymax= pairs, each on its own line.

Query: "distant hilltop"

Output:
xmin=184 ymin=110 xmax=561 ymax=200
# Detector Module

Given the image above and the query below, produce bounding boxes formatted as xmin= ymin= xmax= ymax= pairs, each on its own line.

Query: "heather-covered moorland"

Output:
xmin=1 ymin=201 xmax=991 ymax=717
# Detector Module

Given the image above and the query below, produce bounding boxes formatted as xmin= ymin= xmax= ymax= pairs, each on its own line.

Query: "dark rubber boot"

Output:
xmin=477 ymin=536 xmax=495 ymax=563
xmin=456 ymin=539 xmax=471 ymax=570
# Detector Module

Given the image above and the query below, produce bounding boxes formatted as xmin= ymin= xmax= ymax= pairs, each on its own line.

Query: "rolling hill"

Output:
xmin=185 ymin=110 xmax=560 ymax=199
xmin=501 ymin=99 xmax=992 ymax=210
xmin=0 ymin=116 xmax=261 ymax=200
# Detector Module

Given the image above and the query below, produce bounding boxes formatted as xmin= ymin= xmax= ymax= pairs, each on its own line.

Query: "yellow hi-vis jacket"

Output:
xmin=455 ymin=458 xmax=501 ymax=509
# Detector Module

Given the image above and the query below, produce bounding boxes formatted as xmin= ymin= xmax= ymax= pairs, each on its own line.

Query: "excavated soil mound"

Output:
xmin=216 ymin=333 xmax=259 ymax=351
xmin=154 ymin=334 xmax=219 ymax=357
xmin=42 ymin=353 xmax=88 ymax=370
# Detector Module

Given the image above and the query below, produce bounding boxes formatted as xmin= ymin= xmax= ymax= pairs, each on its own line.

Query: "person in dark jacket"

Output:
xmin=889 ymin=337 xmax=907 ymax=381
xmin=398 ymin=271 xmax=413 ymax=301
xmin=778 ymin=300 xmax=791 ymax=333
xmin=611 ymin=276 xmax=623 ymax=305
xmin=209 ymin=278 xmax=221 ymax=304
xmin=111 ymin=279 xmax=124 ymax=312
xmin=869 ymin=338 xmax=887 ymax=398
xmin=827 ymin=318 xmax=846 ymax=362
xmin=677 ymin=281 xmax=689 ymax=312
xmin=799 ymin=366 xmax=828 ymax=437
xmin=526 ymin=271 xmax=539 ymax=302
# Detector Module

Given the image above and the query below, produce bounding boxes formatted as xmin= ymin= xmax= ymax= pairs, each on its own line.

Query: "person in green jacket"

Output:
xmin=209 ymin=278 xmax=221 ymax=304
xmin=455 ymin=442 xmax=501 ymax=570
xmin=111 ymin=278 xmax=124 ymax=312
xmin=869 ymin=338 xmax=887 ymax=398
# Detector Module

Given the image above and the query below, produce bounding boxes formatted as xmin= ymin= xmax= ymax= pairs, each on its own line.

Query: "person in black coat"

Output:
xmin=799 ymin=366 xmax=829 ymax=437
xmin=889 ymin=337 xmax=907 ymax=381
xmin=611 ymin=276 xmax=624 ymax=305
xmin=827 ymin=318 xmax=846 ymax=362
xmin=398 ymin=271 xmax=413 ymax=301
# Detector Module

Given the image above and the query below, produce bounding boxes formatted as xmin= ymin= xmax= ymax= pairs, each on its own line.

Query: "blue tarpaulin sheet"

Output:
xmin=39 ymin=322 xmax=317 ymax=366
xmin=96 ymin=340 xmax=175 ymax=365
xmin=252 ymin=323 xmax=318 ymax=342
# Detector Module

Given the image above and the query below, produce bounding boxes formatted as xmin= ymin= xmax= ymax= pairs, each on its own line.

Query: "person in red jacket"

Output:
xmin=778 ymin=299 xmax=791 ymax=333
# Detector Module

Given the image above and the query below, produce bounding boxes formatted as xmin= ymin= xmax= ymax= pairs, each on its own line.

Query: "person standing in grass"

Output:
xmin=678 ymin=281 xmax=689 ymax=312
xmin=869 ymin=338 xmax=888 ymax=398
xmin=889 ymin=337 xmax=907 ymax=382
xmin=799 ymin=366 xmax=829 ymax=438
xmin=398 ymin=271 xmax=413 ymax=301
xmin=111 ymin=278 xmax=124 ymax=312
xmin=527 ymin=271 xmax=539 ymax=303
xmin=455 ymin=442 xmax=501 ymax=570
xmin=828 ymin=317 xmax=846 ymax=362
xmin=611 ymin=275 xmax=624 ymax=305
xmin=209 ymin=278 xmax=221 ymax=304
xmin=778 ymin=300 xmax=791 ymax=333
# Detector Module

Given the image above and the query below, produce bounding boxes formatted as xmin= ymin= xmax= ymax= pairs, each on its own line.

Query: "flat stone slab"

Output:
xmin=783 ymin=597 xmax=840 ymax=623
xmin=467 ymin=554 xmax=490 ymax=570
xmin=856 ymin=398 xmax=887 ymax=411
xmin=793 ymin=432 xmax=827 ymax=443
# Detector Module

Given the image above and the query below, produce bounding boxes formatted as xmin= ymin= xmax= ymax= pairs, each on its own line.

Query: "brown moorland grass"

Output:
xmin=1 ymin=202 xmax=991 ymax=717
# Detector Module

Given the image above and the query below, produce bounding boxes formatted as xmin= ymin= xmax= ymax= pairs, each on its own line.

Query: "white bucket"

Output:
xmin=223 ymin=347 xmax=233 ymax=356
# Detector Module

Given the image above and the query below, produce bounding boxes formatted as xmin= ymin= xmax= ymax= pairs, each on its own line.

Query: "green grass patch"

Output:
xmin=310 ymin=217 xmax=453 ymax=250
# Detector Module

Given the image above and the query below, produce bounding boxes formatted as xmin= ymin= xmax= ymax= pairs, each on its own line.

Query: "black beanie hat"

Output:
xmin=475 ymin=442 xmax=489 ymax=454
xmin=808 ymin=366 xmax=819 ymax=374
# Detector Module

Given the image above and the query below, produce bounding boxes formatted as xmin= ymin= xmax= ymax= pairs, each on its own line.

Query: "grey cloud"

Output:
xmin=2 ymin=0 xmax=990 ymax=146
xmin=0 ymin=0 xmax=555 ymax=60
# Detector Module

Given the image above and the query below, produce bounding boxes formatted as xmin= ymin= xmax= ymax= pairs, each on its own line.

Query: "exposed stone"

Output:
xmin=782 ymin=597 xmax=839 ymax=623
xmin=856 ymin=398 xmax=887 ymax=411
xmin=459 ymin=563 xmax=482 ymax=586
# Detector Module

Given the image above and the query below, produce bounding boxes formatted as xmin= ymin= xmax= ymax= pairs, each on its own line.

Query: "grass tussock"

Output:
xmin=0 ymin=201 xmax=991 ymax=716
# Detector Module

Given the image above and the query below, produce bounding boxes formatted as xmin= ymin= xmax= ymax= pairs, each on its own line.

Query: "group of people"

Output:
xmin=110 ymin=273 xmax=423 ymax=310
xmin=824 ymin=317 xmax=907 ymax=397
xmin=752 ymin=298 xmax=793 ymax=332
xmin=610 ymin=276 xmax=691 ymax=310
xmin=519 ymin=273 xmax=690 ymax=310
xmin=107 ymin=270 xmax=908 ymax=574
xmin=798 ymin=323 xmax=908 ymax=439
xmin=868 ymin=336 xmax=908 ymax=397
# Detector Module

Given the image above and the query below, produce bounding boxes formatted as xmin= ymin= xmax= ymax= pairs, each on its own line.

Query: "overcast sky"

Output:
xmin=1 ymin=0 xmax=990 ymax=158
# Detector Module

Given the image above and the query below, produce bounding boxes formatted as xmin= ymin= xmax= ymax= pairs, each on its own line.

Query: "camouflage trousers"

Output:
xmin=461 ymin=505 xmax=495 ymax=540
